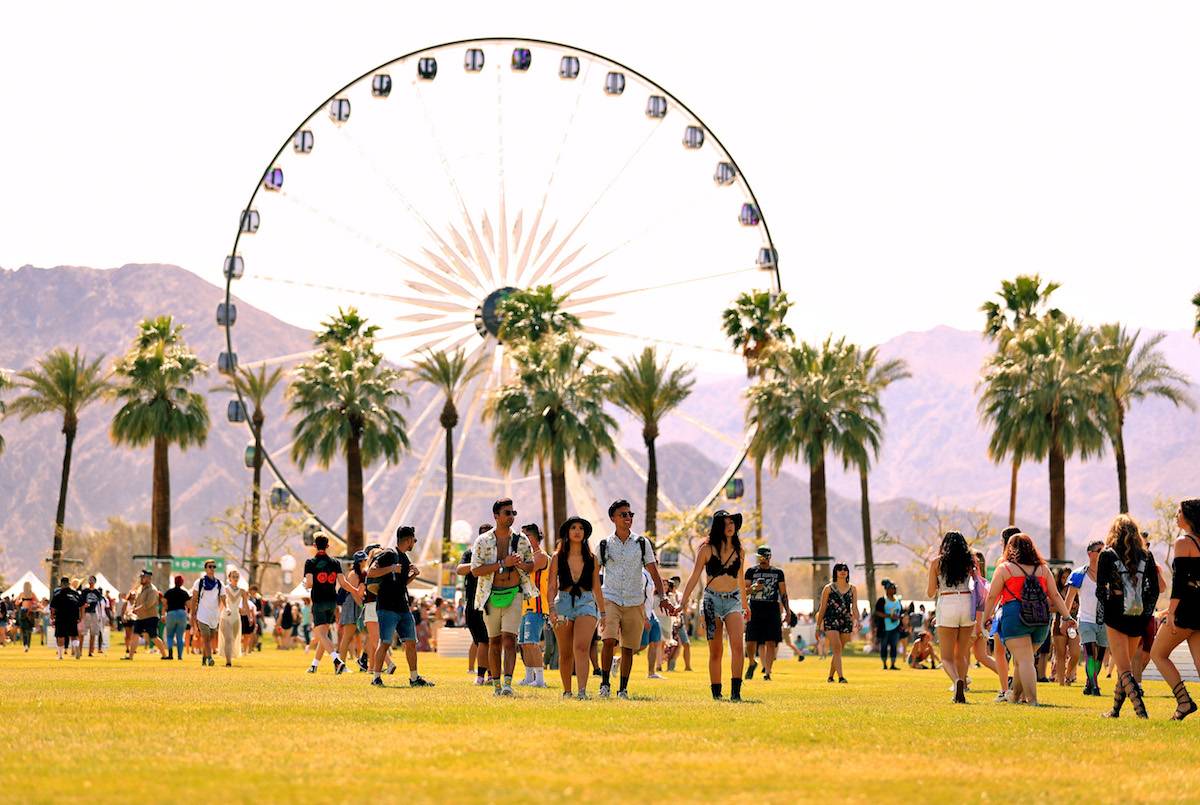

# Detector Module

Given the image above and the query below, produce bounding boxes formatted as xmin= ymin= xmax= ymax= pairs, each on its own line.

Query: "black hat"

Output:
xmin=711 ymin=510 xmax=744 ymax=530
xmin=882 ymin=578 xmax=896 ymax=589
xmin=140 ymin=568 xmax=153 ymax=577
xmin=756 ymin=546 xmax=772 ymax=557
xmin=558 ymin=516 xmax=593 ymax=543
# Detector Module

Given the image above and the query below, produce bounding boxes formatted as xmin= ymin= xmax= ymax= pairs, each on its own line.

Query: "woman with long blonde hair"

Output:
xmin=1096 ymin=515 xmax=1160 ymax=718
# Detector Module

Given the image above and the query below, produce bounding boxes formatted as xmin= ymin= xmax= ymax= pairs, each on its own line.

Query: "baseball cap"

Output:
xmin=756 ymin=546 xmax=771 ymax=556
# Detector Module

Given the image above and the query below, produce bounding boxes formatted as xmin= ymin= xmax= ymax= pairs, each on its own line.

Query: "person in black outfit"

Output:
xmin=744 ymin=546 xmax=790 ymax=682
xmin=456 ymin=524 xmax=494 ymax=686
xmin=162 ymin=576 xmax=191 ymax=660
xmin=1150 ymin=498 xmax=1200 ymax=720
xmin=366 ymin=526 xmax=433 ymax=688
xmin=303 ymin=534 xmax=346 ymax=675
xmin=49 ymin=576 xmax=82 ymax=660
xmin=1096 ymin=515 xmax=1160 ymax=719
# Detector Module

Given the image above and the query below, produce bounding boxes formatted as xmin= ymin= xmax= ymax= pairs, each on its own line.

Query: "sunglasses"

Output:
xmin=616 ymin=511 xmax=635 ymax=518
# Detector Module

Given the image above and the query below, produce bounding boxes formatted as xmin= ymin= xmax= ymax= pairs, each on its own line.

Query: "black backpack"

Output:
xmin=599 ymin=536 xmax=650 ymax=567
xmin=1016 ymin=565 xmax=1051 ymax=627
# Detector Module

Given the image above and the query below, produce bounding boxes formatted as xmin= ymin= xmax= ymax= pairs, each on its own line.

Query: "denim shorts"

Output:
xmin=554 ymin=591 xmax=599 ymax=621
xmin=997 ymin=600 xmax=1049 ymax=647
xmin=378 ymin=608 xmax=416 ymax=644
xmin=519 ymin=613 xmax=545 ymax=645
xmin=703 ymin=588 xmax=742 ymax=640
xmin=640 ymin=614 xmax=662 ymax=647
xmin=1078 ymin=620 xmax=1108 ymax=647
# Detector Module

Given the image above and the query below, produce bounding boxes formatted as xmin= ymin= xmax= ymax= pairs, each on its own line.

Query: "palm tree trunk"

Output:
xmin=810 ymin=454 xmax=830 ymax=599
xmin=1114 ymin=413 xmax=1129 ymax=514
xmin=859 ymin=464 xmax=876 ymax=605
xmin=537 ymin=454 xmax=550 ymax=550
xmin=49 ymin=424 xmax=76 ymax=588
xmin=754 ymin=452 xmax=764 ymax=543
xmin=550 ymin=452 xmax=568 ymax=543
xmin=249 ymin=414 xmax=263 ymax=587
xmin=1048 ymin=438 xmax=1066 ymax=562
xmin=346 ymin=427 xmax=365 ymax=554
xmin=645 ymin=433 xmax=658 ymax=539
xmin=442 ymin=424 xmax=454 ymax=579
xmin=152 ymin=435 xmax=171 ymax=580
xmin=1008 ymin=458 xmax=1020 ymax=526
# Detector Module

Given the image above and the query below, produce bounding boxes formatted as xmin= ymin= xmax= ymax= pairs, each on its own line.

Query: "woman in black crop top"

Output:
xmin=548 ymin=517 xmax=606 ymax=699
xmin=679 ymin=510 xmax=749 ymax=701
xmin=1150 ymin=498 xmax=1200 ymax=720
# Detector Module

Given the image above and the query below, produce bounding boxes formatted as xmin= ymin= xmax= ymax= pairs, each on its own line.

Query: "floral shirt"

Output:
xmin=469 ymin=528 xmax=539 ymax=610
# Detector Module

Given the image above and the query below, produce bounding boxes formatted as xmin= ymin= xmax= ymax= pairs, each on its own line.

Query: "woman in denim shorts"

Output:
xmin=679 ymin=510 xmax=749 ymax=701
xmin=548 ymin=517 xmax=605 ymax=699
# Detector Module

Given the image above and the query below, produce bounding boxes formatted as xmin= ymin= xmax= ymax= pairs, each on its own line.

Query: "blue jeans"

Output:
xmin=164 ymin=610 xmax=188 ymax=657
xmin=880 ymin=628 xmax=900 ymax=666
xmin=519 ymin=613 xmax=546 ymax=646
xmin=379 ymin=609 xmax=417 ymax=645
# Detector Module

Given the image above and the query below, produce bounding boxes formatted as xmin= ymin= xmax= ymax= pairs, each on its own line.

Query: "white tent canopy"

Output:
xmin=3 ymin=570 xmax=50 ymax=600
xmin=92 ymin=572 xmax=120 ymax=597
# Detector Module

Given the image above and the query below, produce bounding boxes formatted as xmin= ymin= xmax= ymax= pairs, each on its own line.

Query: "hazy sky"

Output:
xmin=3 ymin=2 xmax=1199 ymax=346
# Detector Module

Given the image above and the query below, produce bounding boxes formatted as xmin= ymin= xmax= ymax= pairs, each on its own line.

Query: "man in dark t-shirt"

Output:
xmin=744 ymin=547 xmax=790 ymax=681
xmin=50 ymin=577 xmax=82 ymax=660
xmin=366 ymin=526 xmax=433 ymax=688
xmin=456 ymin=542 xmax=491 ymax=685
xmin=303 ymin=534 xmax=346 ymax=675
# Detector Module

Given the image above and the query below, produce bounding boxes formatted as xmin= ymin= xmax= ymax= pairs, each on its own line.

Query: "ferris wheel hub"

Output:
xmin=474 ymin=286 xmax=518 ymax=339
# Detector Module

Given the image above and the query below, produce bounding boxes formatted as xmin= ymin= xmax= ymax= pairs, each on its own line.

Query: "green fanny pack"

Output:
xmin=489 ymin=586 xmax=520 ymax=609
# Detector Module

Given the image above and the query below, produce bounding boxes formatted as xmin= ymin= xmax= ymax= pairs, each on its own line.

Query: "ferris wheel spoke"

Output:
xmin=610 ymin=439 xmax=681 ymax=514
xmin=252 ymin=273 xmax=423 ymax=305
xmin=411 ymin=81 xmax=498 ymax=289
xmin=562 ymin=267 xmax=762 ymax=309
xmin=332 ymin=127 xmax=490 ymax=293
xmin=239 ymin=348 xmax=319 ymax=369
xmin=524 ymin=118 xmax=670 ymax=288
xmin=511 ymin=60 xmax=593 ymax=288
xmin=672 ymin=410 xmax=743 ymax=450
xmin=583 ymin=326 xmax=735 ymax=356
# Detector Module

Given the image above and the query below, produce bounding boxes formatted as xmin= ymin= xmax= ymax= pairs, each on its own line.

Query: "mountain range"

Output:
xmin=2 ymin=263 xmax=1197 ymax=581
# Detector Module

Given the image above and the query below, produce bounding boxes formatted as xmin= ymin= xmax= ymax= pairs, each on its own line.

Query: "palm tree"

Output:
xmin=212 ymin=364 xmax=286 ymax=586
xmin=496 ymin=285 xmax=582 ymax=343
xmin=980 ymin=274 xmax=1063 ymax=525
xmin=1094 ymin=324 xmax=1194 ymax=513
xmin=488 ymin=334 xmax=617 ymax=537
xmin=610 ymin=347 xmax=695 ymax=540
xmin=1193 ymin=291 xmax=1200 ymax=337
xmin=0 ymin=369 xmax=10 ymax=456
xmin=748 ymin=338 xmax=881 ymax=597
xmin=841 ymin=347 xmax=910 ymax=605
xmin=289 ymin=308 xmax=409 ymax=554
xmin=110 ymin=317 xmax=209 ymax=568
xmin=409 ymin=347 xmax=487 ymax=569
xmin=979 ymin=316 xmax=1107 ymax=560
xmin=8 ymin=349 xmax=109 ymax=586
xmin=722 ymin=290 xmax=795 ymax=542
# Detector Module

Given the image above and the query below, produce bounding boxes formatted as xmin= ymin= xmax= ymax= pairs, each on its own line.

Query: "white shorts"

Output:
xmin=363 ymin=602 xmax=378 ymax=624
xmin=936 ymin=593 xmax=975 ymax=628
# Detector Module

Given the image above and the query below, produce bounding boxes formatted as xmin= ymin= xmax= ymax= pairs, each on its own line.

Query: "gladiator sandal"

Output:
xmin=1123 ymin=672 xmax=1148 ymax=719
xmin=1171 ymin=682 xmax=1198 ymax=722
xmin=1101 ymin=677 xmax=1126 ymax=718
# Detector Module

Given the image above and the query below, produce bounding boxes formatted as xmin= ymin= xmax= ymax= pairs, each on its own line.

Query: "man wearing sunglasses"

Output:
xmin=470 ymin=498 xmax=542 ymax=696
xmin=599 ymin=499 xmax=670 ymax=699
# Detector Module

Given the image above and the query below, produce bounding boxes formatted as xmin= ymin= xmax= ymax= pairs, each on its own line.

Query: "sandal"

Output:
xmin=1171 ymin=682 xmax=1198 ymax=722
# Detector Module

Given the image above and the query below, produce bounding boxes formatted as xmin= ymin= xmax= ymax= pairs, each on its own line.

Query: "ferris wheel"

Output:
xmin=219 ymin=38 xmax=780 ymax=561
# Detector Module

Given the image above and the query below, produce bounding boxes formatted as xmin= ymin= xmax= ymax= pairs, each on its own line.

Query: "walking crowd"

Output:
xmin=14 ymin=495 xmax=1200 ymax=720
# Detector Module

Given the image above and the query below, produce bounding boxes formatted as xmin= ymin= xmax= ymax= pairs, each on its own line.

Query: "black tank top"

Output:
xmin=558 ymin=550 xmax=595 ymax=603
xmin=705 ymin=542 xmax=741 ymax=579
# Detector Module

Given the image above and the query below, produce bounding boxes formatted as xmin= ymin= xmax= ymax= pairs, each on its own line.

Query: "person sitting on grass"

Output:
xmin=907 ymin=631 xmax=939 ymax=669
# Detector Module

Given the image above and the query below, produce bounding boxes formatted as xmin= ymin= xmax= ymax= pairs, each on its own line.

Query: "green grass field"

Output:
xmin=2 ymin=637 xmax=1198 ymax=804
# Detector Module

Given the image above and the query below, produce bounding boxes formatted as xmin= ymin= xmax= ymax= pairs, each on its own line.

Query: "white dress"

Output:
xmin=218 ymin=588 xmax=243 ymax=661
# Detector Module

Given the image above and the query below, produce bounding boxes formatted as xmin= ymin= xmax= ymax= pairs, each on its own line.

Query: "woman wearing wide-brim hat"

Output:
xmin=679 ymin=510 xmax=749 ymax=701
xmin=548 ymin=516 xmax=606 ymax=699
